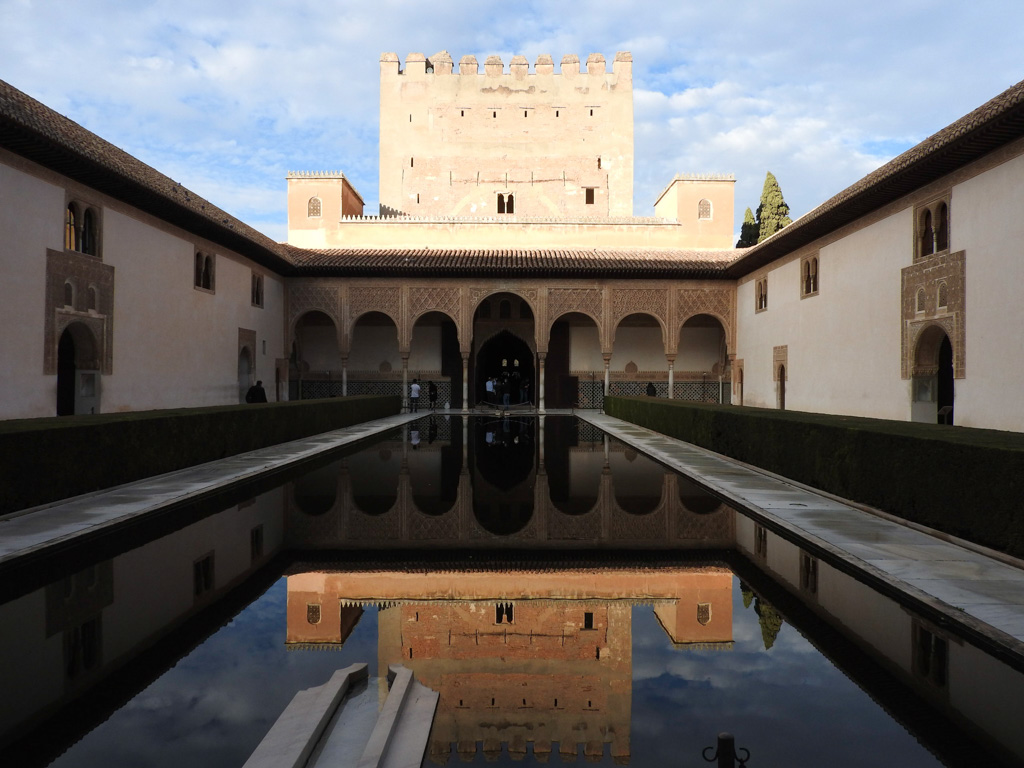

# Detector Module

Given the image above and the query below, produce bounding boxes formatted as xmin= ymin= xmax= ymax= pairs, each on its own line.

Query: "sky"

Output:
xmin=3 ymin=0 xmax=1024 ymax=243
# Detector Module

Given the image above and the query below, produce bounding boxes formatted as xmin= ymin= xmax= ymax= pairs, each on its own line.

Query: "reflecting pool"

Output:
xmin=0 ymin=416 xmax=1018 ymax=767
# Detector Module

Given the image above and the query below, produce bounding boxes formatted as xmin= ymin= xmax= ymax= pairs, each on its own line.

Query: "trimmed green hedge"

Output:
xmin=0 ymin=395 xmax=400 ymax=515
xmin=605 ymin=397 xmax=1024 ymax=559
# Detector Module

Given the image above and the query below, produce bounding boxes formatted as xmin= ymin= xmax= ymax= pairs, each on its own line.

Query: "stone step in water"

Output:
xmin=243 ymin=664 xmax=438 ymax=768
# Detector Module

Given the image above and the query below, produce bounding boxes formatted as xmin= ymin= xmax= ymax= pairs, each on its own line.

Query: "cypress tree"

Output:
xmin=736 ymin=207 xmax=758 ymax=247
xmin=755 ymin=171 xmax=792 ymax=242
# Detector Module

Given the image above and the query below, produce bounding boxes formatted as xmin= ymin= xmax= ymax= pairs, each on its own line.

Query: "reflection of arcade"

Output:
xmin=284 ymin=567 xmax=733 ymax=764
xmin=284 ymin=416 xmax=736 ymax=549
xmin=472 ymin=416 xmax=535 ymax=535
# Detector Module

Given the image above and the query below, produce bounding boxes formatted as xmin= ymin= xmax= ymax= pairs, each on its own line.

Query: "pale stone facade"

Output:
xmin=378 ymin=51 xmax=634 ymax=218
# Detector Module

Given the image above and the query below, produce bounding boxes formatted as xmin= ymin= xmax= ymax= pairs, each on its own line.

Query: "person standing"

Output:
xmin=410 ymin=379 xmax=421 ymax=412
xmin=428 ymin=381 xmax=438 ymax=410
xmin=485 ymin=376 xmax=495 ymax=403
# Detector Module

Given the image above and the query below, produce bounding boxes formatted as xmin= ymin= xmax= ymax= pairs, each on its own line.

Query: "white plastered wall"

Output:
xmin=0 ymin=163 xmax=65 ymax=419
xmin=950 ymin=152 xmax=1024 ymax=431
xmin=99 ymin=209 xmax=285 ymax=411
xmin=0 ymin=156 xmax=285 ymax=417
xmin=736 ymin=210 xmax=911 ymax=417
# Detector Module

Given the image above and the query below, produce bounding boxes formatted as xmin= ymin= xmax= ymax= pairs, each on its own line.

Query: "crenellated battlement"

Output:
xmin=286 ymin=171 xmax=349 ymax=179
xmin=380 ymin=50 xmax=632 ymax=78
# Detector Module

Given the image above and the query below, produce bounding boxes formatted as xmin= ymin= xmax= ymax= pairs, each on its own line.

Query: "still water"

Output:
xmin=0 ymin=416 xmax=1014 ymax=767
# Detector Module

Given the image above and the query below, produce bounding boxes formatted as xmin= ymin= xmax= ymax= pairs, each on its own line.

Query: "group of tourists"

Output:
xmin=408 ymin=379 xmax=439 ymax=412
xmin=484 ymin=371 xmax=530 ymax=408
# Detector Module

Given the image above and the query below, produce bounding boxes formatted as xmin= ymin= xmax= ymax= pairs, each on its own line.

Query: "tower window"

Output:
xmin=585 ymin=188 xmax=595 ymax=205
xmin=698 ymin=198 xmax=712 ymax=220
xmin=308 ymin=197 xmax=321 ymax=217
xmin=597 ymin=157 xmax=602 ymax=170
xmin=410 ymin=157 xmax=414 ymax=168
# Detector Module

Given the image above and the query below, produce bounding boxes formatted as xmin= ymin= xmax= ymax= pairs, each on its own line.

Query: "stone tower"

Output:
xmin=378 ymin=51 xmax=634 ymax=218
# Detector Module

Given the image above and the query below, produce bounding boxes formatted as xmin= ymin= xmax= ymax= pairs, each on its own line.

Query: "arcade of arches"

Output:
xmin=287 ymin=279 xmax=735 ymax=409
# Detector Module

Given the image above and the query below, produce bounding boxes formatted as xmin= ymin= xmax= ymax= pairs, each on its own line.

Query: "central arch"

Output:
xmin=474 ymin=330 xmax=535 ymax=406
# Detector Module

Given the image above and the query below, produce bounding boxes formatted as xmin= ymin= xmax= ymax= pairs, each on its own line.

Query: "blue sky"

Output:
xmin=3 ymin=0 xmax=1023 ymax=242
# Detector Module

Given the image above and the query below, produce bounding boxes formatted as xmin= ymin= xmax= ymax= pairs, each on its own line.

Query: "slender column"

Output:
xmin=402 ymin=356 xmax=409 ymax=411
xmin=667 ymin=355 xmax=675 ymax=399
xmin=341 ymin=356 xmax=348 ymax=397
xmin=538 ymin=353 xmax=546 ymax=413
xmin=603 ymin=355 xmax=611 ymax=396
xmin=461 ymin=353 xmax=469 ymax=414
xmin=538 ymin=415 xmax=546 ymax=468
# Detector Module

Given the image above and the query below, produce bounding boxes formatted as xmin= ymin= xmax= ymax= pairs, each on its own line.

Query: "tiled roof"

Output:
xmin=729 ymin=76 xmax=1024 ymax=276
xmin=0 ymin=79 xmax=292 ymax=273
xmin=285 ymin=246 xmax=737 ymax=278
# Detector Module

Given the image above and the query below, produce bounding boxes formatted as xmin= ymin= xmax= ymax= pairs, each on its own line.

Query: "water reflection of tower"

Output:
xmin=284 ymin=568 xmax=734 ymax=764
xmin=381 ymin=598 xmax=631 ymax=763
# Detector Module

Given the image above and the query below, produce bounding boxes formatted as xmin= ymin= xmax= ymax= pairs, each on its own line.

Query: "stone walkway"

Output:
xmin=0 ymin=411 xmax=424 ymax=567
xmin=578 ymin=411 xmax=1024 ymax=659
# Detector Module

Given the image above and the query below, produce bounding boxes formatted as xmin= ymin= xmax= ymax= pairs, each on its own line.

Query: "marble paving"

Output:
xmin=0 ymin=411 xmax=425 ymax=566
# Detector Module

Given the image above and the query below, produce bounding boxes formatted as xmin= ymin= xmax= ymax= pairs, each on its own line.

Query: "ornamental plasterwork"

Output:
xmin=773 ymin=345 xmax=788 ymax=380
xmin=469 ymin=286 xmax=539 ymax=311
xmin=611 ymin=288 xmax=668 ymax=326
xmin=45 ymin=248 xmax=115 ymax=375
xmin=288 ymin=284 xmax=341 ymax=334
xmin=348 ymin=286 xmax=401 ymax=323
xmin=409 ymin=286 xmax=460 ymax=323
xmin=901 ymin=250 xmax=966 ymax=379
xmin=548 ymin=287 xmax=603 ymax=323
xmin=678 ymin=287 xmax=734 ymax=348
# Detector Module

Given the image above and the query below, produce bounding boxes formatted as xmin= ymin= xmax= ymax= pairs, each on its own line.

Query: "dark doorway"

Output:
xmin=475 ymin=331 xmax=535 ymax=406
xmin=937 ymin=335 xmax=954 ymax=424
xmin=57 ymin=328 xmax=76 ymax=415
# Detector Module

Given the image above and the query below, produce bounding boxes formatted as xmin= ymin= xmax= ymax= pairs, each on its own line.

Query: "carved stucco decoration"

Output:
xmin=469 ymin=286 xmax=539 ymax=314
xmin=773 ymin=345 xmax=788 ymax=381
xmin=45 ymin=248 xmax=115 ymax=375
xmin=901 ymin=250 xmax=966 ymax=379
xmin=409 ymin=286 xmax=461 ymax=324
xmin=612 ymin=288 xmax=667 ymax=324
xmin=348 ymin=286 xmax=401 ymax=324
xmin=548 ymin=287 xmax=603 ymax=323
xmin=288 ymin=284 xmax=342 ymax=342
xmin=678 ymin=287 xmax=734 ymax=352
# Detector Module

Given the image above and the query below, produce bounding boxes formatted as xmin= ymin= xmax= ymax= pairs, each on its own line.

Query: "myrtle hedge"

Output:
xmin=605 ymin=397 xmax=1024 ymax=559
xmin=0 ymin=395 xmax=400 ymax=515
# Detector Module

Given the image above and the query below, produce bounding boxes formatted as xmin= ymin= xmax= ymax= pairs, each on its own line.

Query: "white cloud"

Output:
xmin=3 ymin=0 xmax=1024 ymax=239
